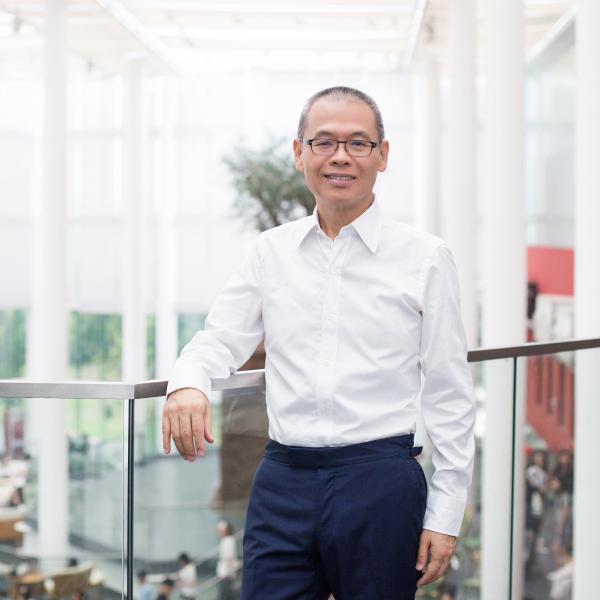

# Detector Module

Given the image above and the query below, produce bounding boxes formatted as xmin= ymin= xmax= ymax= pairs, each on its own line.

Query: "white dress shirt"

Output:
xmin=167 ymin=198 xmax=476 ymax=536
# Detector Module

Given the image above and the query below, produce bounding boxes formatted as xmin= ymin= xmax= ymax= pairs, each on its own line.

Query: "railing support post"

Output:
xmin=127 ymin=398 xmax=135 ymax=599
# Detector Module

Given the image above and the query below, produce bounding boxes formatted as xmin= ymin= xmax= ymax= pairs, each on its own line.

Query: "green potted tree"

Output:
xmin=224 ymin=138 xmax=314 ymax=233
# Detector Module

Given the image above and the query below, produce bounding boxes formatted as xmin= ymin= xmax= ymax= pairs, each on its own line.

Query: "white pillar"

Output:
xmin=445 ymin=0 xmax=478 ymax=349
xmin=480 ymin=2 xmax=526 ymax=600
xmin=28 ymin=0 xmax=69 ymax=562
xmin=122 ymin=57 xmax=146 ymax=384
xmin=156 ymin=83 xmax=178 ymax=381
xmin=413 ymin=55 xmax=441 ymax=236
xmin=155 ymin=82 xmax=178 ymax=449
xmin=573 ymin=3 xmax=600 ymax=599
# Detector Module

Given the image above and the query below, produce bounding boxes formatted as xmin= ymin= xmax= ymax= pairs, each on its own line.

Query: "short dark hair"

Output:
xmin=219 ymin=519 xmax=233 ymax=535
xmin=178 ymin=552 xmax=191 ymax=564
xmin=297 ymin=86 xmax=385 ymax=142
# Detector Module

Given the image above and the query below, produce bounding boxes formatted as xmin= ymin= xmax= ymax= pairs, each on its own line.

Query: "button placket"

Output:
xmin=314 ymin=234 xmax=353 ymax=441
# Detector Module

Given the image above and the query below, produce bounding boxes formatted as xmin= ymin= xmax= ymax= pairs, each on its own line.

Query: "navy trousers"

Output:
xmin=241 ymin=434 xmax=427 ymax=600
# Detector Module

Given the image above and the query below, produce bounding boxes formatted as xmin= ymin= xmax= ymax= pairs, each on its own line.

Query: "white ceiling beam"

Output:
xmin=153 ymin=28 xmax=405 ymax=41
xmin=92 ymin=0 xmax=180 ymax=73
xmin=0 ymin=2 xmax=99 ymax=68
xmin=126 ymin=2 xmax=413 ymax=16
xmin=168 ymin=38 xmax=405 ymax=51
xmin=402 ymin=0 xmax=428 ymax=70
xmin=527 ymin=5 xmax=575 ymax=72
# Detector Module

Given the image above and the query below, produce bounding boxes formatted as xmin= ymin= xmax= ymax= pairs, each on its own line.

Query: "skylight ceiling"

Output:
xmin=0 ymin=0 xmax=575 ymax=75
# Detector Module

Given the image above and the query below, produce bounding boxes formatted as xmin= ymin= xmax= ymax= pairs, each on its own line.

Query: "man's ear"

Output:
xmin=377 ymin=139 xmax=390 ymax=172
xmin=293 ymin=138 xmax=304 ymax=172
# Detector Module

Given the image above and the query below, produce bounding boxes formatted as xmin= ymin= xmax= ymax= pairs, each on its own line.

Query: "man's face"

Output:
xmin=293 ymin=96 xmax=389 ymax=214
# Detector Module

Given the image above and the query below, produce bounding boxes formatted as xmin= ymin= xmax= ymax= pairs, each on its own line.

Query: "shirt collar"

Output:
xmin=348 ymin=197 xmax=382 ymax=254
xmin=295 ymin=208 xmax=321 ymax=249
xmin=296 ymin=197 xmax=382 ymax=254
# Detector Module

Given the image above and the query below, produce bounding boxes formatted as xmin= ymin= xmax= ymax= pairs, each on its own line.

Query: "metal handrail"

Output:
xmin=0 ymin=368 xmax=265 ymax=399
xmin=467 ymin=336 xmax=600 ymax=361
xmin=0 ymin=337 xmax=599 ymax=400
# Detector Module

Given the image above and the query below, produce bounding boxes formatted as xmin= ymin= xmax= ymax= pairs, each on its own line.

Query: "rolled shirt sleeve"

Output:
xmin=166 ymin=237 xmax=265 ymax=399
xmin=418 ymin=244 xmax=476 ymax=536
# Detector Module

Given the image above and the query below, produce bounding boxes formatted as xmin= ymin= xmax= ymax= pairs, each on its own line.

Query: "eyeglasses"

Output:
xmin=298 ymin=137 xmax=379 ymax=157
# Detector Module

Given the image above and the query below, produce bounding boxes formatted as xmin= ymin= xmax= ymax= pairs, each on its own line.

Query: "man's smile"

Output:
xmin=324 ymin=173 xmax=357 ymax=185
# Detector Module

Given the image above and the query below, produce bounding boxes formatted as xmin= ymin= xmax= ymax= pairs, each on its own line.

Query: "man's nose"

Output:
xmin=329 ymin=142 xmax=351 ymax=163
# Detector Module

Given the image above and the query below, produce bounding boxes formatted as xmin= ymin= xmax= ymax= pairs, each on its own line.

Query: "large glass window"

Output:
xmin=147 ymin=314 xmax=156 ymax=380
xmin=0 ymin=309 xmax=26 ymax=379
xmin=69 ymin=311 xmax=122 ymax=381
xmin=178 ymin=313 xmax=207 ymax=353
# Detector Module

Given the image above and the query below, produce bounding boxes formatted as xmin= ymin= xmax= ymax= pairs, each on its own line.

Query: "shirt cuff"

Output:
xmin=165 ymin=363 xmax=212 ymax=400
xmin=422 ymin=490 xmax=467 ymax=537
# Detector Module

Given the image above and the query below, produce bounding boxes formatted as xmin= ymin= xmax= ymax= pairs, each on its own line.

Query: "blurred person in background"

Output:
xmin=176 ymin=553 xmax=198 ymax=600
xmin=157 ymin=577 xmax=175 ymax=600
xmin=216 ymin=519 xmax=239 ymax=600
xmin=137 ymin=570 xmax=153 ymax=600
xmin=525 ymin=450 xmax=549 ymax=573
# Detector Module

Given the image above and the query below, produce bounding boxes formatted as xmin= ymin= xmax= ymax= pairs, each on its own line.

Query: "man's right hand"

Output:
xmin=162 ymin=387 xmax=214 ymax=461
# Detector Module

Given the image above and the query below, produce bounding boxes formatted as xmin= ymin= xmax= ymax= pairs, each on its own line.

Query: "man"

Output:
xmin=216 ymin=519 xmax=240 ymax=600
xmin=156 ymin=577 xmax=175 ymax=600
xmin=136 ymin=570 xmax=153 ymax=600
xmin=175 ymin=552 xmax=198 ymax=600
xmin=164 ymin=86 xmax=476 ymax=599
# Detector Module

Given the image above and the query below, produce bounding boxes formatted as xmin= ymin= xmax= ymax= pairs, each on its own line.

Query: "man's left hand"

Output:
xmin=415 ymin=528 xmax=457 ymax=588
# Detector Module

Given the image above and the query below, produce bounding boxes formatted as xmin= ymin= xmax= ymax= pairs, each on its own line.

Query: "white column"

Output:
xmin=413 ymin=55 xmax=441 ymax=236
xmin=122 ymin=57 xmax=146 ymax=384
xmin=480 ymin=2 xmax=526 ymax=600
xmin=573 ymin=2 xmax=600 ymax=599
xmin=155 ymin=82 xmax=178 ymax=449
xmin=156 ymin=83 xmax=178 ymax=381
xmin=445 ymin=0 xmax=478 ymax=349
xmin=28 ymin=0 xmax=69 ymax=562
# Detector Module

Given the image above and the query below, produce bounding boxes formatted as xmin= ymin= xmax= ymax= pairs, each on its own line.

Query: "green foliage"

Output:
xmin=0 ymin=310 xmax=125 ymax=382
xmin=178 ymin=313 xmax=207 ymax=354
xmin=69 ymin=312 xmax=122 ymax=381
xmin=0 ymin=310 xmax=26 ymax=379
xmin=147 ymin=314 xmax=156 ymax=380
xmin=223 ymin=138 xmax=315 ymax=232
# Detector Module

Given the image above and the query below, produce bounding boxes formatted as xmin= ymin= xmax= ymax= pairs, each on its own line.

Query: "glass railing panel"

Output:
xmin=0 ymin=394 xmax=125 ymax=599
xmin=133 ymin=385 xmax=267 ymax=600
xmin=416 ymin=356 xmax=514 ymax=599
xmin=518 ymin=349 xmax=577 ymax=600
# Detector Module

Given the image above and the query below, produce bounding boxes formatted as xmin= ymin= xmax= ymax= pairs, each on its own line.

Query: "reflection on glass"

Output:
xmin=522 ymin=351 xmax=574 ymax=600
xmin=133 ymin=387 xmax=266 ymax=599
xmin=0 ymin=396 xmax=124 ymax=599
xmin=414 ymin=361 xmax=492 ymax=600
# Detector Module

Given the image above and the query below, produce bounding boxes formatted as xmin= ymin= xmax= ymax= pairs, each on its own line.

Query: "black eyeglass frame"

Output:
xmin=298 ymin=137 xmax=380 ymax=157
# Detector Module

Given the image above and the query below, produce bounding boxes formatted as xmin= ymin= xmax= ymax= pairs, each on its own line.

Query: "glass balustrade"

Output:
xmin=516 ymin=346 xmax=597 ymax=600
xmin=132 ymin=384 xmax=266 ymax=600
xmin=0 ymin=338 xmax=597 ymax=600
xmin=415 ymin=356 xmax=514 ymax=600
xmin=0 ymin=390 xmax=126 ymax=599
